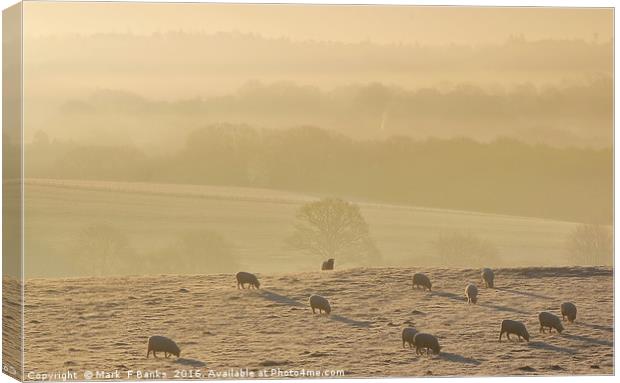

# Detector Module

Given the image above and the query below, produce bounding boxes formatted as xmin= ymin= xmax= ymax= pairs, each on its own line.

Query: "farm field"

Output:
xmin=20 ymin=266 xmax=613 ymax=378
xmin=23 ymin=179 xmax=584 ymax=278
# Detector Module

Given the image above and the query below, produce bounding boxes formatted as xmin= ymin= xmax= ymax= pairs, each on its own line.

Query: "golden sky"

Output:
xmin=24 ymin=2 xmax=613 ymax=45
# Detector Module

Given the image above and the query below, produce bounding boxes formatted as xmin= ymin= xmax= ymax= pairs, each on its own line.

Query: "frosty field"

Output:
xmin=17 ymin=266 xmax=613 ymax=379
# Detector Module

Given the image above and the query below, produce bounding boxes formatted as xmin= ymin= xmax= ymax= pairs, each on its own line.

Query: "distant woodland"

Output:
xmin=23 ymin=125 xmax=611 ymax=224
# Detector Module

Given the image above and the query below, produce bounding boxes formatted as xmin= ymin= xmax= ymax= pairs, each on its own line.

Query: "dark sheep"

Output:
xmin=561 ymin=302 xmax=577 ymax=323
xmin=539 ymin=311 xmax=564 ymax=334
xmin=146 ymin=336 xmax=180 ymax=358
xmin=321 ymin=258 xmax=335 ymax=271
xmin=236 ymin=271 xmax=260 ymax=289
xmin=499 ymin=319 xmax=530 ymax=342
xmin=413 ymin=333 xmax=441 ymax=355
xmin=481 ymin=268 xmax=495 ymax=288
xmin=401 ymin=327 xmax=418 ymax=349
xmin=412 ymin=273 xmax=432 ymax=291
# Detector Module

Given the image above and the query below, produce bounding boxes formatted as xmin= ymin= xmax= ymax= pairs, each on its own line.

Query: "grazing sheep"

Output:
xmin=401 ymin=327 xmax=418 ymax=349
xmin=499 ymin=320 xmax=530 ymax=342
xmin=412 ymin=273 xmax=432 ymax=291
xmin=561 ymin=302 xmax=577 ymax=323
xmin=413 ymin=333 xmax=441 ymax=355
xmin=309 ymin=295 xmax=331 ymax=314
xmin=539 ymin=311 xmax=564 ymax=334
xmin=146 ymin=336 xmax=180 ymax=358
xmin=465 ymin=284 xmax=478 ymax=304
xmin=321 ymin=258 xmax=335 ymax=271
xmin=236 ymin=271 xmax=260 ymax=289
xmin=481 ymin=268 xmax=495 ymax=288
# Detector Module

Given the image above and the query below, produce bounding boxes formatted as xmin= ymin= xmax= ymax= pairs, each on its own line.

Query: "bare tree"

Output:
xmin=432 ymin=230 xmax=499 ymax=267
xmin=566 ymin=223 xmax=612 ymax=265
xmin=77 ymin=223 xmax=131 ymax=275
xmin=286 ymin=198 xmax=379 ymax=264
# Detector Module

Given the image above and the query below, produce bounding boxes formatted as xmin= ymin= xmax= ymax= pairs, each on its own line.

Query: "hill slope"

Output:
xmin=24 ymin=179 xmax=592 ymax=278
xmin=21 ymin=266 xmax=613 ymax=377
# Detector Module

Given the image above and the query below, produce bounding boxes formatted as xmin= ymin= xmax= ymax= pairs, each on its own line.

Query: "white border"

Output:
xmin=0 ymin=1 xmax=616 ymax=383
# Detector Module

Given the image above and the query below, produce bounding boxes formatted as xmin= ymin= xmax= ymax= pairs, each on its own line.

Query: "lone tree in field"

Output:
xmin=77 ymin=223 xmax=131 ymax=275
xmin=566 ymin=223 xmax=612 ymax=265
xmin=286 ymin=198 xmax=379 ymax=264
xmin=432 ymin=230 xmax=499 ymax=267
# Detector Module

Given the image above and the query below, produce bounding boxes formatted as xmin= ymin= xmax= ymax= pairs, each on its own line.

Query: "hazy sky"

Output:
xmin=25 ymin=2 xmax=612 ymax=45
xmin=20 ymin=2 xmax=613 ymax=149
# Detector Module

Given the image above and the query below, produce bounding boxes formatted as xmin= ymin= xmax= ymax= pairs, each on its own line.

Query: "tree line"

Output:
xmin=26 ymin=124 xmax=612 ymax=224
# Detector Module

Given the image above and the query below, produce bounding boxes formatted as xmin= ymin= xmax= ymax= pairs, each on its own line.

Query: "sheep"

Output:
xmin=413 ymin=333 xmax=441 ymax=355
xmin=465 ymin=284 xmax=478 ymax=304
xmin=146 ymin=335 xmax=180 ymax=358
xmin=481 ymin=268 xmax=495 ymax=288
xmin=401 ymin=327 xmax=418 ymax=348
xmin=412 ymin=273 xmax=432 ymax=291
xmin=236 ymin=271 xmax=260 ymax=289
xmin=561 ymin=302 xmax=577 ymax=323
xmin=309 ymin=294 xmax=331 ymax=314
xmin=321 ymin=258 xmax=335 ymax=271
xmin=539 ymin=311 xmax=564 ymax=334
xmin=499 ymin=320 xmax=530 ymax=342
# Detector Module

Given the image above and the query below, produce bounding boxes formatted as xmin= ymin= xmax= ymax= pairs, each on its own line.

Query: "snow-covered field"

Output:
xmin=13 ymin=266 xmax=613 ymax=379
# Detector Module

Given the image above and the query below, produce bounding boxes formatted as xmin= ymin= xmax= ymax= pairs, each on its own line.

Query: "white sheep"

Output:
xmin=412 ymin=273 xmax=432 ymax=291
xmin=309 ymin=295 xmax=331 ymax=314
xmin=499 ymin=320 xmax=530 ymax=342
xmin=146 ymin=336 xmax=180 ymax=358
xmin=236 ymin=271 xmax=260 ymax=289
xmin=465 ymin=284 xmax=478 ymax=304
xmin=413 ymin=333 xmax=441 ymax=355
xmin=561 ymin=302 xmax=577 ymax=323
xmin=401 ymin=327 xmax=418 ymax=348
xmin=481 ymin=268 xmax=495 ymax=288
xmin=539 ymin=311 xmax=564 ymax=334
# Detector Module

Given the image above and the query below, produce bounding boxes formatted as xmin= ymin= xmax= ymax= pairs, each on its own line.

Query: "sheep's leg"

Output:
xmin=153 ymin=351 xmax=158 ymax=358
xmin=539 ymin=325 xmax=544 ymax=333
xmin=499 ymin=331 xmax=503 ymax=342
xmin=146 ymin=349 xmax=150 ymax=358
xmin=237 ymin=282 xmax=241 ymax=289
xmin=165 ymin=352 xmax=169 ymax=358
xmin=409 ymin=342 xmax=413 ymax=349
xmin=506 ymin=333 xmax=511 ymax=341
xmin=312 ymin=307 xmax=316 ymax=314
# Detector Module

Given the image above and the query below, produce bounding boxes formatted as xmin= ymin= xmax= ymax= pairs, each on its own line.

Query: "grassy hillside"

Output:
xmin=21 ymin=267 xmax=613 ymax=376
xmin=23 ymin=179 xmax=593 ymax=278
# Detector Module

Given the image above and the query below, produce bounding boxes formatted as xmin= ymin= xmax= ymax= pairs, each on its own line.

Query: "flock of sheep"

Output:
xmin=145 ymin=264 xmax=578 ymax=361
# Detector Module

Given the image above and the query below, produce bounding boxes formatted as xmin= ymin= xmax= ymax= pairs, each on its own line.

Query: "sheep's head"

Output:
xmin=255 ymin=280 xmax=261 ymax=289
xmin=433 ymin=344 xmax=441 ymax=355
xmin=556 ymin=323 xmax=564 ymax=333
xmin=172 ymin=345 xmax=181 ymax=358
xmin=471 ymin=296 xmax=478 ymax=304
xmin=523 ymin=331 xmax=530 ymax=342
xmin=325 ymin=305 xmax=332 ymax=315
